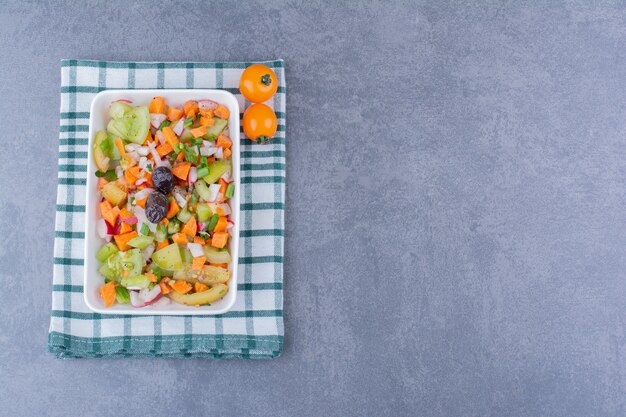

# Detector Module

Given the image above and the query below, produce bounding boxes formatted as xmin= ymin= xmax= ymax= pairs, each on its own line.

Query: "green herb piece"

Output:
xmin=115 ymin=286 xmax=130 ymax=304
xmin=184 ymin=118 xmax=193 ymax=128
xmin=95 ymin=169 xmax=117 ymax=181
xmin=207 ymin=214 xmax=219 ymax=231
xmin=159 ymin=120 xmax=171 ymax=130
xmin=196 ymin=166 xmax=209 ymax=178
xmin=140 ymin=223 xmax=150 ymax=236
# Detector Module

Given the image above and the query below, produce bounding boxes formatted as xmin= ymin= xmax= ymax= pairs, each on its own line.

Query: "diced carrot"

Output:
xmin=171 ymin=233 xmax=189 ymax=245
xmin=156 ymin=240 xmax=170 ymax=251
xmin=193 ymin=236 xmax=206 ymax=245
xmin=192 ymin=256 xmax=206 ymax=271
xmin=124 ymin=166 xmax=141 ymax=184
xmin=114 ymin=231 xmax=138 ymax=251
xmin=162 ymin=126 xmax=179 ymax=147
xmin=166 ymin=198 xmax=180 ymax=219
xmin=216 ymin=134 xmax=232 ymax=149
xmin=114 ymin=137 xmax=126 ymax=158
xmin=214 ymin=105 xmax=230 ymax=119
xmin=159 ymin=280 xmax=172 ymax=295
xmin=210 ymin=263 xmax=229 ymax=269
xmin=211 ymin=232 xmax=229 ymax=248
xmin=216 ymin=207 xmax=225 ymax=216
xmin=183 ymin=100 xmax=199 ymax=119
xmin=99 ymin=281 xmax=117 ymax=307
xmin=181 ymin=216 xmax=197 ymax=237
xmin=149 ymin=96 xmax=166 ymax=114
xmin=207 ymin=156 xmax=215 ymax=164
xmin=119 ymin=208 xmax=132 ymax=218
xmin=97 ymin=177 xmax=109 ymax=190
xmin=223 ymin=148 xmax=232 ymax=159
xmin=194 ymin=282 xmax=209 ymax=292
xmin=136 ymin=197 xmax=147 ymax=208
xmin=167 ymin=106 xmax=184 ymax=121
xmin=119 ymin=222 xmax=133 ymax=234
xmin=162 ymin=218 xmax=169 ymax=226
xmin=171 ymin=162 xmax=191 ymax=180
xmin=199 ymin=108 xmax=214 ymax=118
xmin=214 ymin=216 xmax=228 ymax=233
xmin=145 ymin=273 xmax=157 ymax=283
xmin=100 ymin=200 xmax=113 ymax=217
xmin=190 ymin=125 xmax=207 ymax=138
xmin=220 ymin=178 xmax=229 ymax=194
xmin=102 ymin=206 xmax=120 ymax=226
xmin=199 ymin=116 xmax=215 ymax=127
xmin=171 ymin=280 xmax=192 ymax=294
xmin=156 ymin=141 xmax=173 ymax=157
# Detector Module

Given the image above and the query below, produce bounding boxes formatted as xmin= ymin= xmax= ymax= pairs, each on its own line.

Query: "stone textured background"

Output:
xmin=1 ymin=1 xmax=625 ymax=416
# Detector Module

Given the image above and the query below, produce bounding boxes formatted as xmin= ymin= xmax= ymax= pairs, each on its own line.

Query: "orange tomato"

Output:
xmin=242 ymin=104 xmax=278 ymax=143
xmin=239 ymin=64 xmax=278 ymax=103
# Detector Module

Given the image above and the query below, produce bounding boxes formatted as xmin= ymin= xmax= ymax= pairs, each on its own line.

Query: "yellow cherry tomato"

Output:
xmin=242 ymin=103 xmax=278 ymax=143
xmin=239 ymin=64 xmax=278 ymax=103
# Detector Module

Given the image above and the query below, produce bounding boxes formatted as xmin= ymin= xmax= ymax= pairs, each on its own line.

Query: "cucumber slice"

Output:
xmin=203 ymin=246 xmax=232 ymax=264
xmin=106 ymin=106 xmax=150 ymax=144
xmin=203 ymin=118 xmax=228 ymax=141
xmin=174 ymin=264 xmax=231 ymax=284
xmin=167 ymin=219 xmax=181 ymax=234
xmin=119 ymin=249 xmax=145 ymax=277
xmin=202 ymin=160 xmax=231 ymax=184
xmin=98 ymin=263 xmax=119 ymax=281
xmin=180 ymin=247 xmax=193 ymax=264
xmin=168 ymin=284 xmax=228 ymax=306
xmin=125 ymin=106 xmax=151 ymax=144
xmin=194 ymin=181 xmax=212 ymax=202
xmin=154 ymin=222 xmax=168 ymax=242
xmin=176 ymin=207 xmax=193 ymax=224
xmin=93 ymin=130 xmax=111 ymax=172
xmin=96 ymin=242 xmax=119 ymax=263
xmin=121 ymin=274 xmax=151 ymax=290
xmin=108 ymin=133 xmax=121 ymax=160
xmin=180 ymin=127 xmax=194 ymax=142
xmin=127 ymin=235 xmax=154 ymax=250
xmin=109 ymin=102 xmax=132 ymax=119
xmin=196 ymin=203 xmax=212 ymax=222
xmin=151 ymin=243 xmax=184 ymax=271
xmin=101 ymin=182 xmax=127 ymax=207
xmin=115 ymin=286 xmax=130 ymax=303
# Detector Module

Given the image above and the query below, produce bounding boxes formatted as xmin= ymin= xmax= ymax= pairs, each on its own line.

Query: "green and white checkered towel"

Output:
xmin=49 ymin=60 xmax=285 ymax=358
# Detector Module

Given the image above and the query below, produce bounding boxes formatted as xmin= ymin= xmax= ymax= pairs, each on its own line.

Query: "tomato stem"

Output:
xmin=256 ymin=136 xmax=270 ymax=144
xmin=261 ymin=74 xmax=272 ymax=86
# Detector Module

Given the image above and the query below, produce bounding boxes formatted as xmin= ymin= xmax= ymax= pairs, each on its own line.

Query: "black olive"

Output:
xmin=145 ymin=191 xmax=168 ymax=223
xmin=152 ymin=166 xmax=174 ymax=194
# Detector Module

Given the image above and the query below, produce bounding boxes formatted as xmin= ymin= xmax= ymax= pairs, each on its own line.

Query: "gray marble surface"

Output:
xmin=1 ymin=1 xmax=625 ymax=416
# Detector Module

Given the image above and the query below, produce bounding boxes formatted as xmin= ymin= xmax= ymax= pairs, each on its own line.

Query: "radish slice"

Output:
xmin=187 ymin=243 xmax=204 ymax=258
xmin=217 ymin=203 xmax=232 ymax=216
xmin=116 ymin=99 xmax=133 ymax=104
xmin=151 ymin=297 xmax=171 ymax=307
xmin=208 ymin=184 xmax=221 ymax=202
xmin=220 ymin=171 xmax=232 ymax=183
xmin=173 ymin=118 xmax=185 ymax=136
xmin=97 ymin=219 xmax=112 ymax=241
xmin=198 ymin=99 xmax=218 ymax=110
xmin=215 ymin=147 xmax=224 ymax=159
xmin=150 ymin=113 xmax=166 ymax=129
xmin=119 ymin=215 xmax=138 ymax=224
xmin=188 ymin=166 xmax=198 ymax=185
xmin=130 ymin=285 xmax=162 ymax=308
xmin=135 ymin=178 xmax=147 ymax=186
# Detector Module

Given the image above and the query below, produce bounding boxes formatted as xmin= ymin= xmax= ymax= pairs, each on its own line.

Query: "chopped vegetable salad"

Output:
xmin=93 ymin=97 xmax=235 ymax=308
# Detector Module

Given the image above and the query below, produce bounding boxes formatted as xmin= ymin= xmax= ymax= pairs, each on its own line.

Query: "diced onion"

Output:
xmin=141 ymin=244 xmax=155 ymax=263
xmin=156 ymin=130 xmax=166 ymax=145
xmin=215 ymin=147 xmax=224 ymax=159
xmin=125 ymin=143 xmax=140 ymax=152
xmin=115 ymin=165 xmax=124 ymax=179
xmin=135 ymin=178 xmax=147 ymax=186
xmin=220 ymin=170 xmax=232 ymax=183
xmin=187 ymin=243 xmax=204 ymax=258
xmin=208 ymin=184 xmax=221 ymax=202
xmin=173 ymin=118 xmax=185 ymax=136
xmin=217 ymin=203 xmax=232 ymax=216
xmin=137 ymin=146 xmax=149 ymax=157
xmin=148 ymin=141 xmax=162 ymax=165
xmin=200 ymin=146 xmax=217 ymax=156
xmin=198 ymin=99 xmax=218 ymax=110
xmin=150 ymin=113 xmax=166 ymax=129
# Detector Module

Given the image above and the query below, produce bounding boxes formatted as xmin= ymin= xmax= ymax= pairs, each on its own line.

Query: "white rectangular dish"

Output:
xmin=84 ymin=89 xmax=240 ymax=315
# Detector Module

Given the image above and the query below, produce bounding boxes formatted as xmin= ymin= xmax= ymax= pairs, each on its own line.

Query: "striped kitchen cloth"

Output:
xmin=49 ymin=60 xmax=285 ymax=358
